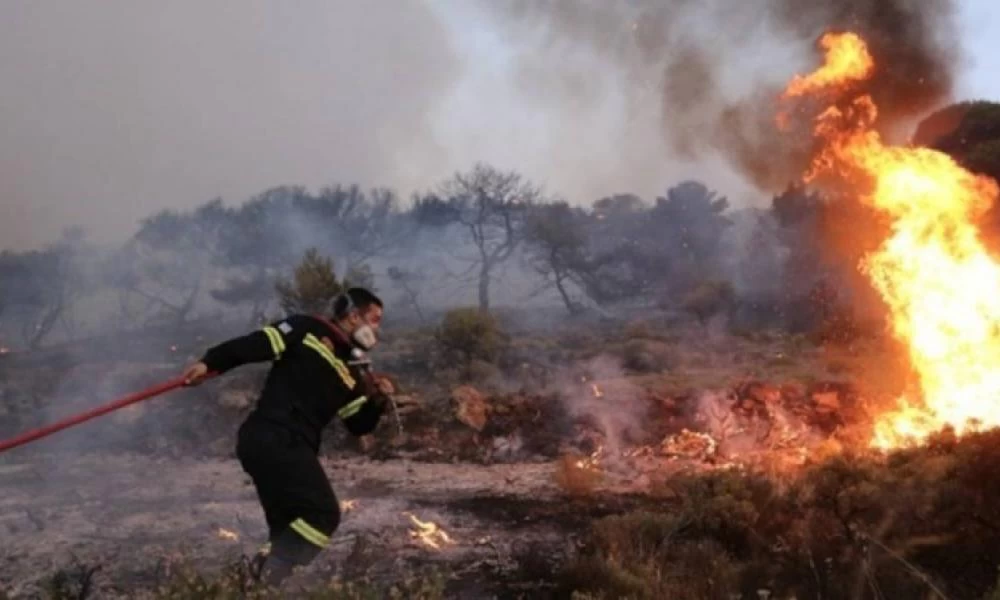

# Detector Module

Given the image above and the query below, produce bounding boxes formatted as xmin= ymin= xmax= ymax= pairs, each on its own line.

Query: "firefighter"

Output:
xmin=181 ymin=287 xmax=394 ymax=586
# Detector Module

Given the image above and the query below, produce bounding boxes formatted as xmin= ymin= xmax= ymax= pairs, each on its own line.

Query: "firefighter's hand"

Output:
xmin=182 ymin=362 xmax=210 ymax=386
xmin=373 ymin=376 xmax=395 ymax=395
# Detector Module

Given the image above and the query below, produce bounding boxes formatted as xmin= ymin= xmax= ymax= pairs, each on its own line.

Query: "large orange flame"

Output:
xmin=782 ymin=33 xmax=1000 ymax=449
xmin=784 ymin=32 xmax=875 ymax=99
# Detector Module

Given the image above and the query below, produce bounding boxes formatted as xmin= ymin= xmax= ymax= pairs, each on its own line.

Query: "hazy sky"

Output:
xmin=0 ymin=0 xmax=997 ymax=250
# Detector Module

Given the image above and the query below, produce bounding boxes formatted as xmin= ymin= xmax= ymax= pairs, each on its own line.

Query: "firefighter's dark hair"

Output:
xmin=333 ymin=287 xmax=383 ymax=319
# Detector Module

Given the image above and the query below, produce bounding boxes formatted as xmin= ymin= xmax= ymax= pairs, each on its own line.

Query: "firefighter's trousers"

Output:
xmin=236 ymin=416 xmax=340 ymax=582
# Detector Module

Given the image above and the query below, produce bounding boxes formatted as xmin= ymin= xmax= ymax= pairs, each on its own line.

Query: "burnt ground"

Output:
xmin=0 ymin=450 xmax=662 ymax=599
xmin=0 ymin=326 xmax=930 ymax=599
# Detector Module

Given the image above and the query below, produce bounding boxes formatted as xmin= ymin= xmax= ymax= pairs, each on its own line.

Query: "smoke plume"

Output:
xmin=479 ymin=0 xmax=961 ymax=191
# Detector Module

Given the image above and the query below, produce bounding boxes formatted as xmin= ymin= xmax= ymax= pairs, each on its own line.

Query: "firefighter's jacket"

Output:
xmin=200 ymin=314 xmax=386 ymax=452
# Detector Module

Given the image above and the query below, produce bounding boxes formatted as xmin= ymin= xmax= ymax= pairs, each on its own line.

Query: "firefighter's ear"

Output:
xmin=320 ymin=336 xmax=334 ymax=351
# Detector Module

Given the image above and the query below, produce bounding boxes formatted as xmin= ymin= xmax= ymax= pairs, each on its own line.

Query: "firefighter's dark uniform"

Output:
xmin=199 ymin=313 xmax=386 ymax=581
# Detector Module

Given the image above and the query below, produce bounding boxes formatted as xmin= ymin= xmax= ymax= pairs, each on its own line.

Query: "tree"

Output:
xmin=523 ymin=202 xmax=590 ymax=314
xmin=210 ymin=188 xmax=307 ymax=325
xmin=436 ymin=163 xmax=542 ymax=313
xmin=387 ymin=266 xmax=428 ymax=324
xmin=210 ymin=186 xmax=316 ymax=325
xmin=300 ymin=184 xmax=403 ymax=270
xmin=578 ymin=181 xmax=733 ymax=307
xmin=914 ymin=100 xmax=1000 ymax=247
xmin=109 ymin=199 xmax=230 ymax=327
xmin=207 ymin=184 xmax=400 ymax=325
xmin=914 ymin=100 xmax=1000 ymax=183
xmin=645 ymin=180 xmax=732 ymax=296
xmin=0 ymin=228 xmax=94 ymax=349
xmin=592 ymin=193 xmax=647 ymax=217
xmin=274 ymin=248 xmax=373 ymax=316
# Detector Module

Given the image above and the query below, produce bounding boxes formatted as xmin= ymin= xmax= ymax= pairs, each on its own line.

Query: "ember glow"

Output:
xmin=783 ymin=33 xmax=1000 ymax=448
xmin=575 ymin=444 xmax=603 ymax=470
xmin=340 ymin=499 xmax=358 ymax=513
xmin=216 ymin=527 xmax=239 ymax=541
xmin=405 ymin=513 xmax=454 ymax=550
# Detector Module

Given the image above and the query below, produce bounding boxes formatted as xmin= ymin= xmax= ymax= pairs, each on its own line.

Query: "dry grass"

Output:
xmin=559 ymin=430 xmax=1000 ymax=600
xmin=145 ymin=559 xmax=445 ymax=600
xmin=560 ymin=511 xmax=742 ymax=599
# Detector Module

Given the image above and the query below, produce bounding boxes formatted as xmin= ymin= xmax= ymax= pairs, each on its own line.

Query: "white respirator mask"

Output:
xmin=334 ymin=291 xmax=379 ymax=351
xmin=351 ymin=323 xmax=378 ymax=351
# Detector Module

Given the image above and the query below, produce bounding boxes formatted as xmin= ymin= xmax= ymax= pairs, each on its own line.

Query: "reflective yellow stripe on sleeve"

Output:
xmin=302 ymin=334 xmax=356 ymax=389
xmin=337 ymin=396 xmax=367 ymax=420
xmin=289 ymin=518 xmax=330 ymax=548
xmin=261 ymin=326 xmax=286 ymax=358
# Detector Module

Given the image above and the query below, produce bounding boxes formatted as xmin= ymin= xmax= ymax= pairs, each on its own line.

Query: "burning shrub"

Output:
xmin=434 ymin=307 xmax=507 ymax=373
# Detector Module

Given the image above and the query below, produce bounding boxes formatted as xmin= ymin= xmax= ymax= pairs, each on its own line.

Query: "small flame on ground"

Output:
xmin=661 ymin=429 xmax=718 ymax=459
xmin=405 ymin=513 xmax=454 ymax=550
xmin=216 ymin=527 xmax=239 ymax=541
xmin=591 ymin=383 xmax=603 ymax=398
xmin=340 ymin=499 xmax=358 ymax=513
xmin=575 ymin=444 xmax=604 ymax=470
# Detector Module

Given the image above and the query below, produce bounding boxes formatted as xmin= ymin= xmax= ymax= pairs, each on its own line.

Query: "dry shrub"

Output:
xmin=681 ymin=280 xmax=736 ymax=325
xmin=559 ymin=430 xmax=1000 ymax=599
xmin=623 ymin=319 xmax=654 ymax=340
xmin=150 ymin=559 xmax=445 ymax=600
xmin=40 ymin=558 xmax=102 ymax=600
xmin=621 ymin=340 xmax=675 ymax=373
xmin=553 ymin=454 xmax=603 ymax=497
xmin=561 ymin=511 xmax=741 ymax=599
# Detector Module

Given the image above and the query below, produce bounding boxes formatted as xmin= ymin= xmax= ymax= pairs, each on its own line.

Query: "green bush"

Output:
xmin=274 ymin=248 xmax=373 ymax=315
xmin=435 ymin=307 xmax=506 ymax=367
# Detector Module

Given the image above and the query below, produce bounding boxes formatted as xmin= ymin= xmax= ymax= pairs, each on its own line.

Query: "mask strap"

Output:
xmin=334 ymin=292 xmax=357 ymax=320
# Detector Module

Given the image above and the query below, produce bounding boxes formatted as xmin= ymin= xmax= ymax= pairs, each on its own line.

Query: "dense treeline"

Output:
xmin=2 ymin=101 xmax=998 ymax=349
xmin=0 ymin=167 xmax=836 ymax=350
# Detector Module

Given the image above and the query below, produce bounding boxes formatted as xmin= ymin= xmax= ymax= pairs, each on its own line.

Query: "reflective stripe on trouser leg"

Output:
xmin=289 ymin=517 xmax=330 ymax=547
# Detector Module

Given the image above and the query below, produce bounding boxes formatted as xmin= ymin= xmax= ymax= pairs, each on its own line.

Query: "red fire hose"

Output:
xmin=0 ymin=374 xmax=213 ymax=454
